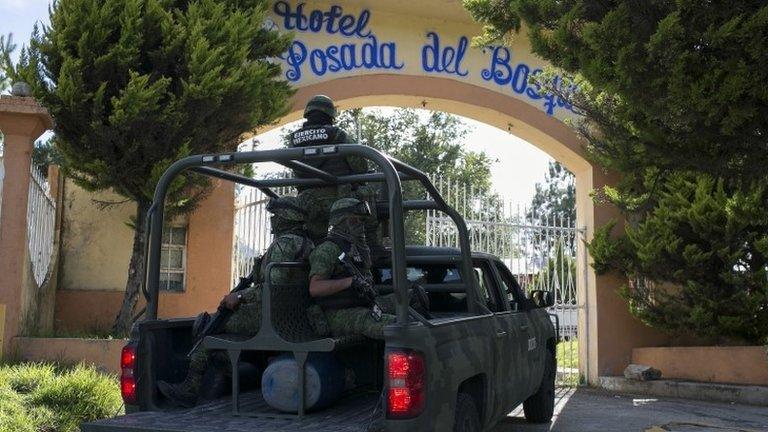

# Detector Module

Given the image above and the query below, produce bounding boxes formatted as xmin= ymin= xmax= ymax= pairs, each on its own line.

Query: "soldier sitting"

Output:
xmin=157 ymin=196 xmax=314 ymax=407
xmin=307 ymin=198 xmax=429 ymax=340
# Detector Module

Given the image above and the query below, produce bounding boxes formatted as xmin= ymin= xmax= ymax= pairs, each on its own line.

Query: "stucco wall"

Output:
xmin=59 ymin=179 xmax=136 ymax=292
xmin=55 ymin=180 xmax=234 ymax=331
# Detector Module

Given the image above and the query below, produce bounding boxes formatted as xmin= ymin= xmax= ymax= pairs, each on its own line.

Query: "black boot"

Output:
xmin=157 ymin=380 xmax=198 ymax=408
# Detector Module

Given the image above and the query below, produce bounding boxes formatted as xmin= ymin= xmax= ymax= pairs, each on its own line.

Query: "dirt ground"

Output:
xmin=493 ymin=388 xmax=768 ymax=432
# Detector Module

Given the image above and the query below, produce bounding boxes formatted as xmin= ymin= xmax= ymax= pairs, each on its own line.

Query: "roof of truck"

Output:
xmin=402 ymin=245 xmax=496 ymax=260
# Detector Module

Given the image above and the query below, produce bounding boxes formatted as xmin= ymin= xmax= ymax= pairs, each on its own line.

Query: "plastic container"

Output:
xmin=261 ymin=352 xmax=346 ymax=413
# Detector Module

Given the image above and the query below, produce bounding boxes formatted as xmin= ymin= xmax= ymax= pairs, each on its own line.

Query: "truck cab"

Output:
xmin=84 ymin=144 xmax=556 ymax=432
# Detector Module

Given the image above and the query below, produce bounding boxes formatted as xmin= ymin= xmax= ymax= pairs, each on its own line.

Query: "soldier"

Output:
xmin=307 ymin=198 xmax=429 ymax=339
xmin=289 ymin=95 xmax=382 ymax=253
xmin=157 ymin=196 xmax=314 ymax=407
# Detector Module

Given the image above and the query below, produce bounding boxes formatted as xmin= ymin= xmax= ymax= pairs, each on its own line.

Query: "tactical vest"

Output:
xmin=253 ymin=231 xmax=314 ymax=285
xmin=314 ymin=237 xmax=372 ymax=310
xmin=288 ymin=124 xmax=363 ymax=183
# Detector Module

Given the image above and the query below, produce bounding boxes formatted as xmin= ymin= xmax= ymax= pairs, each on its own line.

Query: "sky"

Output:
xmin=1 ymin=0 xmax=556 ymax=207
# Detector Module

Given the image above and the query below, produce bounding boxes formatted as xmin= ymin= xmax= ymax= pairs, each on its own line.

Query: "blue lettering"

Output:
xmin=481 ymin=47 xmax=578 ymax=116
xmin=310 ymin=49 xmax=327 ymax=76
xmin=273 ymin=1 xmax=371 ymax=38
xmin=512 ymin=63 xmax=530 ymax=94
xmin=421 ymin=33 xmax=469 ymax=77
xmin=283 ymin=41 xmax=308 ymax=81
xmin=279 ymin=36 xmax=404 ymax=82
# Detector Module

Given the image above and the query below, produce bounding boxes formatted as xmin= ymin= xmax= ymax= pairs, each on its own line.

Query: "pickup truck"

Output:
xmin=83 ymin=145 xmax=557 ymax=432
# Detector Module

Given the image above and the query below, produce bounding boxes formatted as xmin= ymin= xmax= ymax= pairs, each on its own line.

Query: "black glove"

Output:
xmin=351 ymin=274 xmax=377 ymax=301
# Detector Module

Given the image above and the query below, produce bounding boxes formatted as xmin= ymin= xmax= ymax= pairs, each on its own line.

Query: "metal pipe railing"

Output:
xmin=144 ymin=144 xmax=475 ymax=325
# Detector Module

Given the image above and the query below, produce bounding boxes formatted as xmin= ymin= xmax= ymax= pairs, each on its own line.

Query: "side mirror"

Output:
xmin=529 ymin=290 xmax=554 ymax=308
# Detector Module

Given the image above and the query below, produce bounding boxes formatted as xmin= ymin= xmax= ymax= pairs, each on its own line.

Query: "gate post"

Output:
xmin=0 ymin=93 xmax=53 ymax=358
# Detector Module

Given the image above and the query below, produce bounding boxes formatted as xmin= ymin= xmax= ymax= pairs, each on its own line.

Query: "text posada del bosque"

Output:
xmin=272 ymin=1 xmax=578 ymax=117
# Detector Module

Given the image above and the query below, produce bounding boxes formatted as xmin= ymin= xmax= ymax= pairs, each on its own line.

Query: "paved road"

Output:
xmin=493 ymin=388 xmax=768 ymax=432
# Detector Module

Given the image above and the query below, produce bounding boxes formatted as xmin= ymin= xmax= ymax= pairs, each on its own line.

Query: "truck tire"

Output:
xmin=523 ymin=349 xmax=555 ymax=423
xmin=453 ymin=393 xmax=481 ymax=432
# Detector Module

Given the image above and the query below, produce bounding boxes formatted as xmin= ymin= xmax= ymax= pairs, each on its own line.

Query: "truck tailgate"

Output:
xmin=82 ymin=391 xmax=380 ymax=432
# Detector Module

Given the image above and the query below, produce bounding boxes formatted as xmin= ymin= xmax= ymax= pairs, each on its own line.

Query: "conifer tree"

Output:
xmin=2 ymin=0 xmax=293 ymax=334
xmin=464 ymin=0 xmax=768 ymax=343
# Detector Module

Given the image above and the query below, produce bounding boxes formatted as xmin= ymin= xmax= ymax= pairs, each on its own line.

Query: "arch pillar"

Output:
xmin=0 ymin=95 xmax=53 ymax=357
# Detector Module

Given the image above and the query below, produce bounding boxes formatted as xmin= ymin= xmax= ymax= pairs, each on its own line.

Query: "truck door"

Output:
xmin=491 ymin=262 xmax=536 ymax=408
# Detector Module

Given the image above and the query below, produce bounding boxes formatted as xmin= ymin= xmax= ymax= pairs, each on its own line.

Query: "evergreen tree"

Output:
xmin=464 ymin=0 xmax=768 ymax=343
xmin=527 ymin=161 xmax=575 ymax=226
xmin=591 ymin=174 xmax=768 ymax=343
xmin=1 ymin=0 xmax=293 ymax=334
xmin=463 ymin=0 xmax=768 ymax=182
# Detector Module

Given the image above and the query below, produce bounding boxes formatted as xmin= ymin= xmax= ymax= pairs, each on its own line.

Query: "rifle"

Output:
xmin=187 ymin=266 xmax=256 ymax=357
xmin=338 ymin=252 xmax=384 ymax=321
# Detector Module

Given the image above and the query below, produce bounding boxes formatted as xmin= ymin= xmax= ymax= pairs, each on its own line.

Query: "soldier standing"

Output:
xmin=289 ymin=95 xmax=382 ymax=252
xmin=157 ymin=196 xmax=314 ymax=407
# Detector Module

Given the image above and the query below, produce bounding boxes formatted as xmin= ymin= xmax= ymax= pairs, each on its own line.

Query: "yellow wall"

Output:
xmin=55 ymin=179 xmax=234 ymax=332
xmin=59 ymin=179 xmax=136 ymax=292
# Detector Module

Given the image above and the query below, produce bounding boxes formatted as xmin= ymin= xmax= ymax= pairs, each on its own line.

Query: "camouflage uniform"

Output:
xmin=290 ymin=95 xmax=381 ymax=248
xmin=309 ymin=241 xmax=396 ymax=339
xmin=308 ymin=198 xmax=396 ymax=340
xmin=158 ymin=197 xmax=314 ymax=406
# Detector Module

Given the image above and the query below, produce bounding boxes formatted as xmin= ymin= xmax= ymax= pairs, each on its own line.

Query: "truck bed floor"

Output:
xmin=83 ymin=390 xmax=382 ymax=432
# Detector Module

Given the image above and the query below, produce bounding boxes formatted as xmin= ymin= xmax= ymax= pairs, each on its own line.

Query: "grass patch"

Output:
xmin=0 ymin=363 xmax=122 ymax=432
xmin=556 ymin=339 xmax=579 ymax=370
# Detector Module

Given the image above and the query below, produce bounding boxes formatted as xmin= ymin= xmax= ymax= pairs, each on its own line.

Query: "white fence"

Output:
xmin=230 ymin=174 xmax=585 ymax=385
xmin=26 ymin=163 xmax=56 ymax=287
xmin=425 ymin=176 xmax=584 ymax=385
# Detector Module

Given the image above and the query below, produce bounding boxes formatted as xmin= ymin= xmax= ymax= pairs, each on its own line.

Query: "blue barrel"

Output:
xmin=261 ymin=353 xmax=346 ymax=413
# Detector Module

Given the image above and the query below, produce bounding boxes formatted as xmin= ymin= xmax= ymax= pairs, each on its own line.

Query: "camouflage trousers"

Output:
xmin=311 ymin=294 xmax=398 ymax=340
xmin=299 ymin=184 xmax=382 ymax=246
xmin=184 ymin=289 xmax=263 ymax=394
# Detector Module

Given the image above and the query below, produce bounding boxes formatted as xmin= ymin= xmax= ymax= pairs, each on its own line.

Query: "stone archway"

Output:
xmin=260 ymin=0 xmax=670 ymax=382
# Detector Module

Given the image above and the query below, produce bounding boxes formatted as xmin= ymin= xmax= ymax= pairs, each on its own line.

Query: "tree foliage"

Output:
xmin=464 ymin=0 xmax=768 ymax=182
xmin=282 ymin=108 xmax=494 ymax=244
xmin=593 ymin=174 xmax=768 ymax=343
xmin=527 ymin=161 xmax=575 ymax=226
xmin=1 ymin=0 xmax=293 ymax=333
xmin=464 ymin=1 xmax=768 ymax=343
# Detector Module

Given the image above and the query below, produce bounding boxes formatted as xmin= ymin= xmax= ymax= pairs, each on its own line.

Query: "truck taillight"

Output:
xmin=386 ymin=350 xmax=425 ymax=419
xmin=121 ymin=345 xmax=137 ymax=405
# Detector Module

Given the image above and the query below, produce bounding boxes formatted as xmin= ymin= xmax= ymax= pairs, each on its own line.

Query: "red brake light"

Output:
xmin=120 ymin=345 xmax=137 ymax=405
xmin=121 ymin=345 xmax=136 ymax=369
xmin=121 ymin=375 xmax=137 ymax=404
xmin=386 ymin=350 xmax=425 ymax=419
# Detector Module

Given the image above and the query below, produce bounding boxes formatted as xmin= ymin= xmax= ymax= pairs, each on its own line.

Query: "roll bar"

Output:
xmin=142 ymin=144 xmax=480 ymax=325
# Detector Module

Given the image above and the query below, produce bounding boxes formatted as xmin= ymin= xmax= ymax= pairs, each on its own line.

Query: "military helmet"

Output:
xmin=266 ymin=196 xmax=307 ymax=222
xmin=304 ymin=94 xmax=337 ymax=119
xmin=328 ymin=198 xmax=371 ymax=226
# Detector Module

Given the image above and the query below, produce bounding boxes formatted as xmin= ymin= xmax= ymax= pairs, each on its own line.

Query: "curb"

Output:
xmin=598 ymin=376 xmax=768 ymax=406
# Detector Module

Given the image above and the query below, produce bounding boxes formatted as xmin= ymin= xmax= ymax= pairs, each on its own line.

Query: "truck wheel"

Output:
xmin=453 ymin=393 xmax=481 ymax=432
xmin=523 ymin=349 xmax=555 ymax=423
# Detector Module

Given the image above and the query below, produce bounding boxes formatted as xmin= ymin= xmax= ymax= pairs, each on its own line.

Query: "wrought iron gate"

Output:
xmin=232 ymin=176 xmax=586 ymax=386
xmin=424 ymin=176 xmax=585 ymax=386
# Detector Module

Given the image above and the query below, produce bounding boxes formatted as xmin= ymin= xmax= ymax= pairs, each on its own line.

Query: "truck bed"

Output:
xmin=83 ymin=390 xmax=381 ymax=432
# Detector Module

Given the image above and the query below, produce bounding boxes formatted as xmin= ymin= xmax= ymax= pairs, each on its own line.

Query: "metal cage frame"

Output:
xmin=141 ymin=144 xmax=480 ymax=325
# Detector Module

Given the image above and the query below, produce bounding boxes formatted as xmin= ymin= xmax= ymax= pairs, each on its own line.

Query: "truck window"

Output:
xmin=494 ymin=262 xmax=522 ymax=311
xmin=374 ymin=262 xmax=500 ymax=313
xmin=474 ymin=265 xmax=501 ymax=312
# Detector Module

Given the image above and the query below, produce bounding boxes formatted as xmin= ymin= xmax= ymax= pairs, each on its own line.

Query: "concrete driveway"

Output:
xmin=493 ymin=388 xmax=768 ymax=432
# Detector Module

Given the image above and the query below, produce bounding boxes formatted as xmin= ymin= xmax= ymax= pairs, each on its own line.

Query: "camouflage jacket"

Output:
xmin=308 ymin=240 xmax=371 ymax=281
xmin=239 ymin=232 xmax=313 ymax=303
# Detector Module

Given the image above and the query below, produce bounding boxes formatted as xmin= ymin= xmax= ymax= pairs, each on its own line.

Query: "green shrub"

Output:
xmin=30 ymin=364 xmax=122 ymax=432
xmin=0 ymin=386 xmax=35 ymax=432
xmin=0 ymin=363 xmax=56 ymax=394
